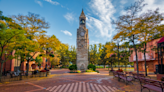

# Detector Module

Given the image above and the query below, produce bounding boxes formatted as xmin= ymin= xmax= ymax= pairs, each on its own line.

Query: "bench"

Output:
xmin=139 ymin=77 xmax=164 ymax=92
xmin=132 ymin=73 xmax=151 ymax=81
xmin=32 ymin=70 xmax=39 ymax=77
xmin=118 ymin=72 xmax=133 ymax=85
xmin=112 ymin=71 xmax=119 ymax=79
xmin=10 ymin=72 xmax=19 ymax=78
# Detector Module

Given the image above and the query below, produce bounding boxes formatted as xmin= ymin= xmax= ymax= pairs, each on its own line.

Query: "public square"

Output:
xmin=0 ymin=69 xmax=145 ymax=92
xmin=0 ymin=0 xmax=164 ymax=92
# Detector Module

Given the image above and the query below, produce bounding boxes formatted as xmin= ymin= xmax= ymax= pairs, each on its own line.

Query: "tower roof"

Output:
xmin=80 ymin=9 xmax=85 ymax=17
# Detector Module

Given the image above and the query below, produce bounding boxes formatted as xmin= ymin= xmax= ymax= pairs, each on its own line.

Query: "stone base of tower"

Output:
xmin=76 ymin=60 xmax=88 ymax=72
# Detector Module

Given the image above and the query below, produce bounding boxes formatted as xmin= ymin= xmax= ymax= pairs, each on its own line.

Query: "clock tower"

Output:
xmin=76 ymin=9 xmax=89 ymax=71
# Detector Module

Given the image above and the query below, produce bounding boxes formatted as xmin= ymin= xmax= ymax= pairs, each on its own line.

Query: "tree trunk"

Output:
xmin=0 ymin=62 xmax=4 ymax=82
xmin=132 ymin=35 xmax=139 ymax=74
xmin=19 ymin=60 xmax=22 ymax=80
xmin=104 ymin=62 xmax=106 ymax=69
xmin=125 ymin=62 xmax=127 ymax=72
xmin=26 ymin=60 xmax=29 ymax=76
xmin=108 ymin=64 xmax=109 ymax=70
xmin=111 ymin=62 xmax=113 ymax=70
xmin=144 ymin=43 xmax=147 ymax=76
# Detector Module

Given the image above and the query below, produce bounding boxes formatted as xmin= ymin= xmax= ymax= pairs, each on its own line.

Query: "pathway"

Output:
xmin=0 ymin=69 xmax=144 ymax=92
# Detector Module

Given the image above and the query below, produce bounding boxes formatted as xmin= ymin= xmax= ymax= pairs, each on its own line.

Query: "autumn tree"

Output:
xmin=134 ymin=8 xmax=164 ymax=76
xmin=119 ymin=42 xmax=133 ymax=71
xmin=99 ymin=46 xmax=106 ymax=68
xmin=57 ymin=44 xmax=70 ymax=67
xmin=89 ymin=44 xmax=98 ymax=64
xmin=13 ymin=12 xmax=49 ymax=76
xmin=105 ymin=42 xmax=117 ymax=70
xmin=0 ymin=11 xmax=26 ymax=81
xmin=35 ymin=56 xmax=43 ymax=67
xmin=69 ymin=46 xmax=76 ymax=64
xmin=97 ymin=43 xmax=103 ymax=65
xmin=113 ymin=0 xmax=146 ymax=73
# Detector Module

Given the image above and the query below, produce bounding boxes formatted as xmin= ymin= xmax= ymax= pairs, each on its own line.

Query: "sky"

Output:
xmin=0 ymin=0 xmax=164 ymax=47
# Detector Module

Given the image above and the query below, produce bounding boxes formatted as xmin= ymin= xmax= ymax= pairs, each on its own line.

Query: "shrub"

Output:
xmin=69 ymin=64 xmax=77 ymax=70
xmin=88 ymin=64 xmax=96 ymax=71
xmin=95 ymin=70 xmax=99 ymax=73
xmin=77 ymin=70 xmax=81 ymax=73
xmin=86 ymin=69 xmax=93 ymax=72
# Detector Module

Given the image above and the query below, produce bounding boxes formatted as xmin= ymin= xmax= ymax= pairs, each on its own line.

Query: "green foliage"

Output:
xmin=87 ymin=64 xmax=96 ymax=71
xmin=85 ymin=69 xmax=95 ymax=72
xmin=35 ymin=56 xmax=43 ymax=66
xmin=95 ymin=70 xmax=99 ymax=73
xmin=89 ymin=44 xmax=98 ymax=64
xmin=68 ymin=64 xmax=77 ymax=70
xmin=77 ymin=70 xmax=81 ymax=73
xmin=49 ymin=53 xmax=54 ymax=57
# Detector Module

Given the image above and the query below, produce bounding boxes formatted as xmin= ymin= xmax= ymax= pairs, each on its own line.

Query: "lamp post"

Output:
xmin=26 ymin=55 xmax=31 ymax=76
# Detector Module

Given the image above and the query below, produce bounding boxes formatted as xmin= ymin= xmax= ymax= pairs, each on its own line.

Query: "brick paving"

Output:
xmin=0 ymin=69 xmax=152 ymax=92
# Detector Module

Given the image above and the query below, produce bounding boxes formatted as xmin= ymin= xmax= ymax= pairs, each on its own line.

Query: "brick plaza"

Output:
xmin=0 ymin=69 xmax=150 ymax=92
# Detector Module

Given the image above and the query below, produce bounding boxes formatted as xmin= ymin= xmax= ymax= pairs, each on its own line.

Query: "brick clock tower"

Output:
xmin=76 ymin=9 xmax=89 ymax=71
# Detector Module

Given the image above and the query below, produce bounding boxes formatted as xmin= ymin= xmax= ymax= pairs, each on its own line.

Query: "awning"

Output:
xmin=158 ymin=37 xmax=164 ymax=43
xmin=158 ymin=37 xmax=164 ymax=47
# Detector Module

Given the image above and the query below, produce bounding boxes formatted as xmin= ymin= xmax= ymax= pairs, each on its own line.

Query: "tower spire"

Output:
xmin=80 ymin=8 xmax=85 ymax=16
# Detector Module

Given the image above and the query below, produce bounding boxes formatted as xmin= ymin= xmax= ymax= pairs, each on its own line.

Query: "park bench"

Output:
xmin=139 ymin=77 xmax=164 ymax=92
xmin=132 ymin=73 xmax=151 ymax=81
xmin=112 ymin=71 xmax=119 ymax=79
xmin=10 ymin=72 xmax=19 ymax=78
xmin=32 ymin=70 xmax=39 ymax=77
xmin=118 ymin=72 xmax=133 ymax=85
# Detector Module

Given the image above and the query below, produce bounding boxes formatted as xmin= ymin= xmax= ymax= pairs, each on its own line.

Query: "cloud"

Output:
xmin=87 ymin=0 xmax=116 ymax=38
xmin=141 ymin=0 xmax=164 ymax=14
xmin=44 ymin=0 xmax=59 ymax=5
xmin=90 ymin=41 xmax=99 ymax=44
xmin=120 ymin=0 xmax=127 ymax=5
xmin=35 ymin=0 xmax=42 ymax=7
xmin=61 ymin=30 xmax=72 ymax=36
xmin=64 ymin=13 xmax=75 ymax=23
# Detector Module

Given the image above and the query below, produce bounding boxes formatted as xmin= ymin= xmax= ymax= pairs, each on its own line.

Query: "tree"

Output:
xmin=135 ymin=8 xmax=164 ymax=76
xmin=105 ymin=42 xmax=116 ymax=69
xmin=51 ymin=58 xmax=60 ymax=67
xmin=89 ymin=44 xmax=98 ymax=64
xmin=97 ymin=43 xmax=103 ymax=65
xmin=35 ymin=56 xmax=43 ymax=67
xmin=113 ymin=0 xmax=146 ymax=73
xmin=100 ymin=45 xmax=107 ymax=68
xmin=13 ymin=12 xmax=49 ymax=76
xmin=57 ymin=44 xmax=70 ymax=67
xmin=0 ymin=11 xmax=26 ymax=81
xmin=69 ymin=46 xmax=76 ymax=64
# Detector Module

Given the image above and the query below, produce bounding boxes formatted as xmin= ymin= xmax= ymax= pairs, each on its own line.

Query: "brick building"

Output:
xmin=129 ymin=37 xmax=164 ymax=72
xmin=0 ymin=50 xmax=51 ymax=73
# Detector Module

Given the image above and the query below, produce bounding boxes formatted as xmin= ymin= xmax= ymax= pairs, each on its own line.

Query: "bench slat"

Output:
xmin=143 ymin=84 xmax=162 ymax=92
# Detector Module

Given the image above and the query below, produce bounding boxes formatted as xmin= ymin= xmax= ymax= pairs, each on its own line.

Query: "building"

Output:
xmin=76 ymin=9 xmax=89 ymax=71
xmin=0 ymin=50 xmax=51 ymax=73
xmin=129 ymin=37 xmax=164 ymax=72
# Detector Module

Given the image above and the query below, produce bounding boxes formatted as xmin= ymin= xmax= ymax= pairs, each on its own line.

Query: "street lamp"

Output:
xmin=25 ymin=55 xmax=31 ymax=76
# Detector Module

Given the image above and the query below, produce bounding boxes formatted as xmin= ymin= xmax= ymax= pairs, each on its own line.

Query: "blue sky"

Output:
xmin=0 ymin=0 xmax=164 ymax=47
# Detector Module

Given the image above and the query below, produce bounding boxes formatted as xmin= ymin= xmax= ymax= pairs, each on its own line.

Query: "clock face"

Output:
xmin=80 ymin=32 xmax=85 ymax=36
xmin=80 ymin=19 xmax=85 ymax=24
